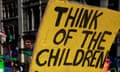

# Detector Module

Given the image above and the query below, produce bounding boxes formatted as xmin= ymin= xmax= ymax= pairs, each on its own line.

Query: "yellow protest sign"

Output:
xmin=30 ymin=0 xmax=120 ymax=72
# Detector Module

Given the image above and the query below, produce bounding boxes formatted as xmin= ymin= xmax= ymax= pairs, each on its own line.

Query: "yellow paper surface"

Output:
xmin=30 ymin=0 xmax=120 ymax=72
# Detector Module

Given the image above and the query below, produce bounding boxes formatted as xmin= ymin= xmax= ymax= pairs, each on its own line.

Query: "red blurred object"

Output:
xmin=24 ymin=40 xmax=32 ymax=48
xmin=102 ymin=58 xmax=110 ymax=72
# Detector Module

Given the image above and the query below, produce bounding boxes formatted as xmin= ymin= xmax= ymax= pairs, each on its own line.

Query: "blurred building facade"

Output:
xmin=0 ymin=0 xmax=48 ymax=71
xmin=0 ymin=0 xmax=120 ymax=71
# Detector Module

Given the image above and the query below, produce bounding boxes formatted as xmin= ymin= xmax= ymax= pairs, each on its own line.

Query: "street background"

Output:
xmin=0 ymin=0 xmax=120 ymax=72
